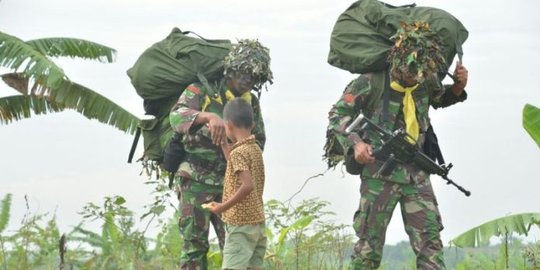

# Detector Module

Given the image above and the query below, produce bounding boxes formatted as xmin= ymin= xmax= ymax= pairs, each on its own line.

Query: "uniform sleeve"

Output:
xmin=328 ymin=75 xmax=372 ymax=152
xmin=251 ymin=95 xmax=266 ymax=151
xmin=169 ymin=84 xmax=204 ymax=134
xmin=230 ymin=150 xmax=250 ymax=173
xmin=431 ymin=82 xmax=467 ymax=109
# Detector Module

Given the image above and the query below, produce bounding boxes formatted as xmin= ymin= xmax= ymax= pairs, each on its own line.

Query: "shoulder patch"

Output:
xmin=187 ymin=84 xmax=201 ymax=95
xmin=344 ymin=93 xmax=355 ymax=104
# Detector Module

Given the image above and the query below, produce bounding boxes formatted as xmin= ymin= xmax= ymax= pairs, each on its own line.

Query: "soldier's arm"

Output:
xmin=170 ymin=84 xmax=206 ymax=135
xmin=432 ymin=64 xmax=469 ymax=109
xmin=251 ymin=94 xmax=266 ymax=151
xmin=328 ymin=76 xmax=371 ymax=151
xmin=431 ymin=85 xmax=467 ymax=109
xmin=170 ymin=84 xmax=226 ymax=145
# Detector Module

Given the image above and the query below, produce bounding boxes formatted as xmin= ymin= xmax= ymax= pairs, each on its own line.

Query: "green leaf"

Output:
xmin=289 ymin=215 xmax=314 ymax=231
xmin=151 ymin=205 xmax=166 ymax=215
xmin=102 ymin=212 xmax=121 ymax=254
xmin=0 ymin=31 xmax=67 ymax=91
xmin=114 ymin=196 xmax=126 ymax=205
xmin=0 ymin=78 xmax=140 ymax=134
xmin=277 ymin=226 xmax=290 ymax=248
xmin=523 ymin=104 xmax=540 ymax=147
xmin=70 ymin=225 xmax=104 ymax=248
xmin=26 ymin=38 xmax=116 ymax=63
xmin=1 ymin=31 xmax=137 ymax=135
xmin=0 ymin=94 xmax=65 ymax=123
xmin=449 ymin=212 xmax=540 ymax=248
xmin=0 ymin=193 xmax=12 ymax=233
xmin=265 ymin=226 xmax=274 ymax=242
xmin=163 ymin=215 xmax=182 ymax=257
xmin=406 ymin=53 xmax=415 ymax=65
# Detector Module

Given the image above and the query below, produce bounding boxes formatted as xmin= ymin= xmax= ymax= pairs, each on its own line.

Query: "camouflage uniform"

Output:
xmin=328 ymin=71 xmax=466 ymax=269
xmin=170 ymin=82 xmax=266 ymax=270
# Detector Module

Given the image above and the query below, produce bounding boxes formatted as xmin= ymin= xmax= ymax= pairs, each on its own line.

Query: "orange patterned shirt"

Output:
xmin=221 ymin=135 xmax=265 ymax=225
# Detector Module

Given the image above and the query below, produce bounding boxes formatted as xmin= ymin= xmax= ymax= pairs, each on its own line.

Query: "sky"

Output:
xmin=1 ymin=0 xmax=539 ymax=247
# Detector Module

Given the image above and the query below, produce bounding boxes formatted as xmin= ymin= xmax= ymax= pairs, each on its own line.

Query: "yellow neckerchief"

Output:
xmin=201 ymin=89 xmax=252 ymax=112
xmin=390 ymin=81 xmax=420 ymax=144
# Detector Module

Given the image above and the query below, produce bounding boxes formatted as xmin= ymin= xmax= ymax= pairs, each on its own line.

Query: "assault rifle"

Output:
xmin=345 ymin=114 xmax=471 ymax=196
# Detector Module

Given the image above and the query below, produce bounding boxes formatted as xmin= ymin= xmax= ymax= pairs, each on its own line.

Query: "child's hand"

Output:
xmin=202 ymin=201 xmax=222 ymax=214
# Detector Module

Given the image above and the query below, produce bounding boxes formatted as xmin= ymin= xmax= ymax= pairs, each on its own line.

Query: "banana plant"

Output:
xmin=0 ymin=31 xmax=139 ymax=134
xmin=450 ymin=212 xmax=540 ymax=269
xmin=523 ymin=104 xmax=540 ymax=147
xmin=450 ymin=213 xmax=540 ymax=248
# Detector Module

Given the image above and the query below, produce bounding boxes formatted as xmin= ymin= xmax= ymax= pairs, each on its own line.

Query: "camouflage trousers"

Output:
xmin=350 ymin=177 xmax=445 ymax=270
xmin=177 ymin=177 xmax=226 ymax=270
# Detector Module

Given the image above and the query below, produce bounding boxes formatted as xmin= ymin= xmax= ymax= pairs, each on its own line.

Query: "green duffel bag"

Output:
xmin=127 ymin=28 xmax=231 ymax=176
xmin=138 ymin=115 xmax=173 ymax=163
xmin=328 ymin=0 xmax=468 ymax=74
xmin=127 ymin=27 xmax=232 ymax=116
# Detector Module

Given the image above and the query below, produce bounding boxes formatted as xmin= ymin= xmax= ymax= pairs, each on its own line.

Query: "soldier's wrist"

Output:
xmin=451 ymin=84 xmax=465 ymax=96
xmin=348 ymin=133 xmax=364 ymax=145
xmin=201 ymin=112 xmax=216 ymax=123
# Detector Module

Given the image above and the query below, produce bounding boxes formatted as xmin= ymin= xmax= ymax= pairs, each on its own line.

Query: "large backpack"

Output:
xmin=328 ymin=0 xmax=468 ymax=74
xmin=127 ymin=28 xmax=232 ymax=175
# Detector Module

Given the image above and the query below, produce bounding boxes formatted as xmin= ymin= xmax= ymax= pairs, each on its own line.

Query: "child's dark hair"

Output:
xmin=223 ymin=98 xmax=254 ymax=129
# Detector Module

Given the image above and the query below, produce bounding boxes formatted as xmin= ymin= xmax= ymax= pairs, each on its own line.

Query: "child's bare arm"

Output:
xmin=207 ymin=170 xmax=254 ymax=214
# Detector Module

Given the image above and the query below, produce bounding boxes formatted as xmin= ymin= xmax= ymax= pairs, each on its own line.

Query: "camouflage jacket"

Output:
xmin=327 ymin=70 xmax=467 ymax=184
xmin=169 ymin=81 xmax=266 ymax=186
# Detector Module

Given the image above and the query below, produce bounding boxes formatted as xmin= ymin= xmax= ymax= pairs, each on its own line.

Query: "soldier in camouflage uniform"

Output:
xmin=169 ymin=39 xmax=273 ymax=270
xmin=326 ymin=23 xmax=469 ymax=269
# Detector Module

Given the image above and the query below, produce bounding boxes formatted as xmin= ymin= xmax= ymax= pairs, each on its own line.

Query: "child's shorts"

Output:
xmin=222 ymin=223 xmax=267 ymax=269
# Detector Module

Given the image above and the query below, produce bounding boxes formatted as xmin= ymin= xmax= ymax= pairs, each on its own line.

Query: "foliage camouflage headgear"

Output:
xmin=388 ymin=22 xmax=446 ymax=83
xmin=223 ymin=39 xmax=273 ymax=90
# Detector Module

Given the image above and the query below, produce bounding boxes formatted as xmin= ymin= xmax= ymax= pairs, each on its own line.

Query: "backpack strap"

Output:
xmin=127 ymin=126 xmax=141 ymax=163
xmin=380 ymin=2 xmax=416 ymax=9
xmin=381 ymin=71 xmax=391 ymax=122
xmin=197 ymin=72 xmax=216 ymax=95
xmin=364 ymin=71 xmax=388 ymax=119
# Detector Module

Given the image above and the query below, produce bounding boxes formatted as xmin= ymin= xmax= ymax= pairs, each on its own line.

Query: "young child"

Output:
xmin=205 ymin=98 xmax=267 ymax=270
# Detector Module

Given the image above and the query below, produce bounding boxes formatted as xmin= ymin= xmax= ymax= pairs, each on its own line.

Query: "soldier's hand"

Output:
xmin=207 ymin=113 xmax=227 ymax=145
xmin=452 ymin=63 xmax=468 ymax=95
xmin=354 ymin=141 xmax=375 ymax=165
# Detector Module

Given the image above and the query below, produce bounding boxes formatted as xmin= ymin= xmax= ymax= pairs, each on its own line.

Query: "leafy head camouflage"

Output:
xmin=223 ymin=39 xmax=273 ymax=90
xmin=388 ymin=22 xmax=446 ymax=83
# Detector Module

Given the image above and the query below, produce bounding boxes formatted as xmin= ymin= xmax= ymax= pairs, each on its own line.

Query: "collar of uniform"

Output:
xmin=232 ymin=135 xmax=256 ymax=150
